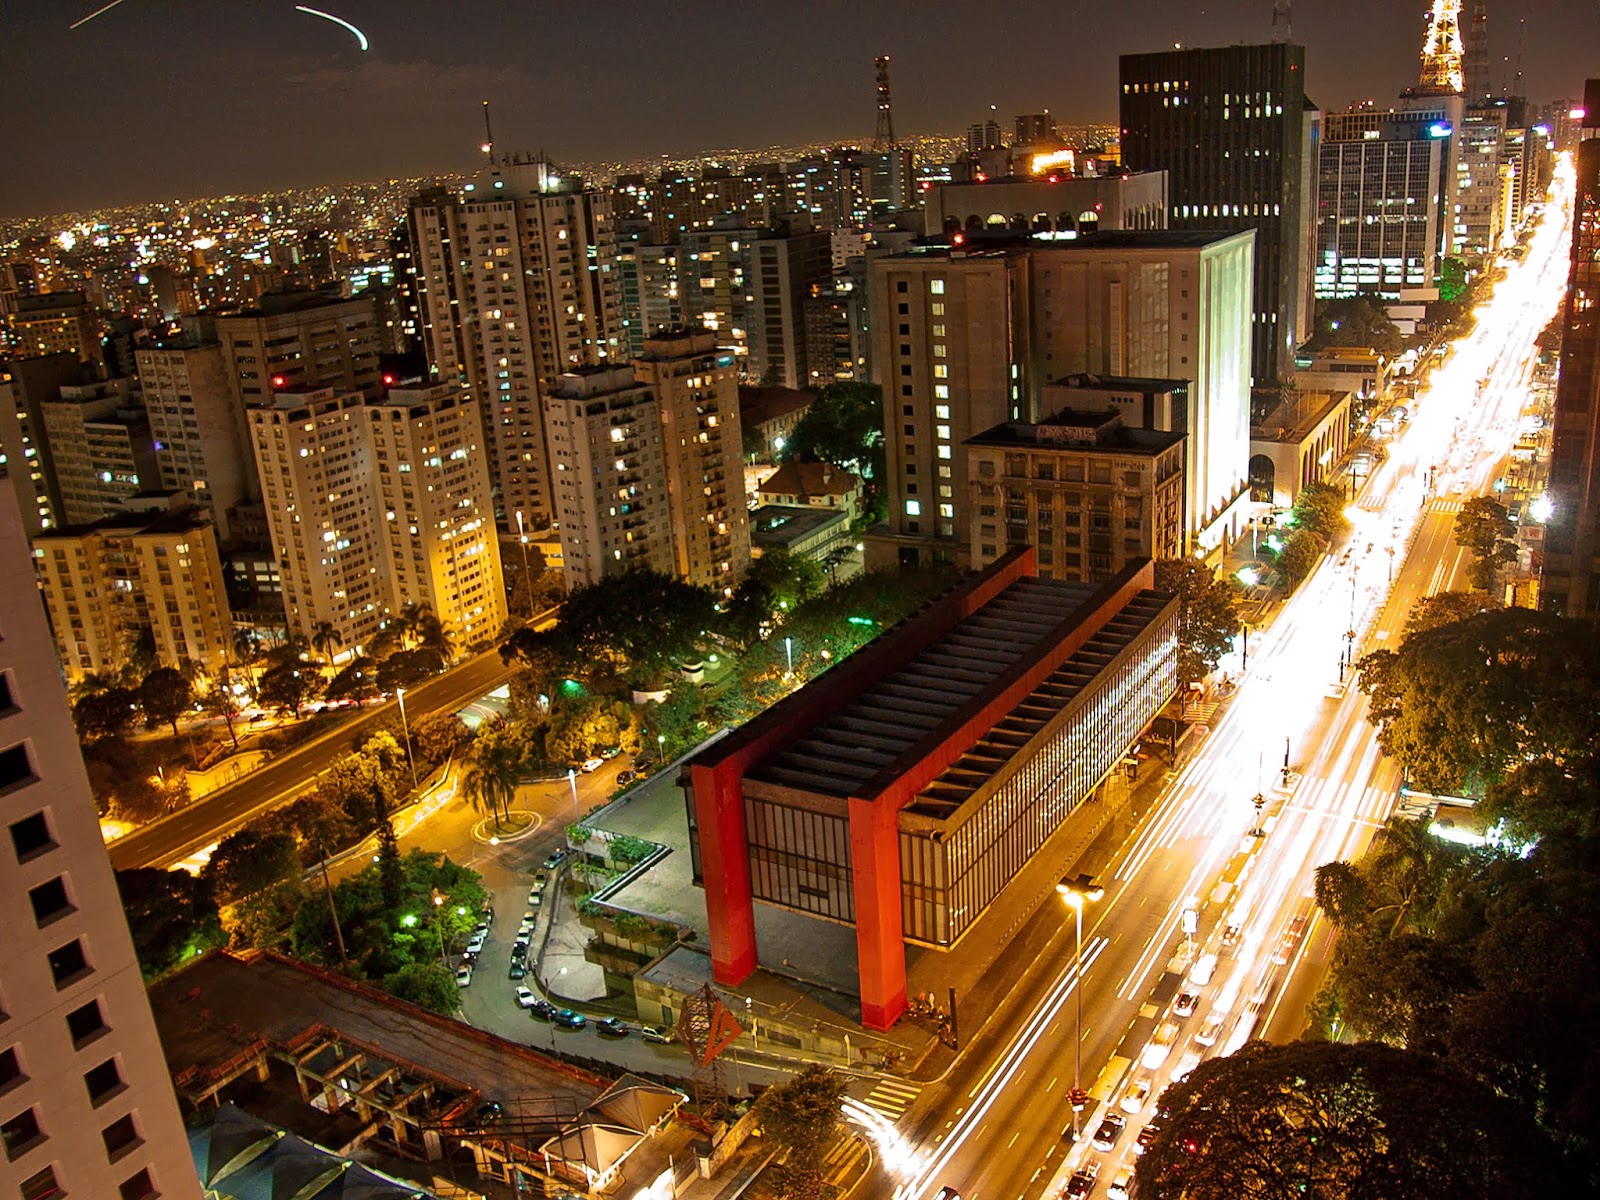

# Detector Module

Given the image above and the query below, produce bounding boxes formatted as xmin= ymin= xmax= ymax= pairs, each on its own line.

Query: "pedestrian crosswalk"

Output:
xmin=1425 ymin=496 xmax=1464 ymax=515
xmin=861 ymin=1077 xmax=921 ymax=1120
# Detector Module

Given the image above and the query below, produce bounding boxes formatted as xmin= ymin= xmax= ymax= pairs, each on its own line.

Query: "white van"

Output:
xmin=1188 ymin=953 xmax=1218 ymax=988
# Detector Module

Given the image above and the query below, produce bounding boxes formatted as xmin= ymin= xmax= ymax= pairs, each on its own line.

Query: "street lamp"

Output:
xmin=515 ymin=509 xmax=532 ymax=612
xmin=395 ymin=687 xmax=419 ymax=791
xmin=784 ymin=636 xmax=793 ymax=676
xmin=567 ymin=767 xmax=580 ymax=821
xmin=1057 ymin=874 xmax=1104 ymax=1142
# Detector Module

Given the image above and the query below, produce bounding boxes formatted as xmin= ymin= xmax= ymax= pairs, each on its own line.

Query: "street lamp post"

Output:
xmin=515 ymin=510 xmax=532 ymax=612
xmin=784 ymin=636 xmax=793 ymax=676
xmin=1056 ymin=874 xmax=1104 ymax=1143
xmin=567 ymin=768 xmax=580 ymax=821
xmin=396 ymin=687 xmax=419 ymax=791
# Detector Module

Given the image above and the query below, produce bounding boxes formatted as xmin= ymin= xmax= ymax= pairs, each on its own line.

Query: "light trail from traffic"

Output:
xmin=893 ymin=155 xmax=1576 ymax=1200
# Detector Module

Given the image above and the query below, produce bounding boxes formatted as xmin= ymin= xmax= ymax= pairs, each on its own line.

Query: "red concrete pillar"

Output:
xmin=691 ymin=762 xmax=758 ymax=984
xmin=849 ymin=794 xmax=908 ymax=1031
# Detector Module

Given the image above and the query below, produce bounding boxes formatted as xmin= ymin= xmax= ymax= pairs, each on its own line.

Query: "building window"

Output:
xmin=2 ymin=1108 xmax=44 ymax=1161
xmin=0 ymin=1049 xmax=21 ymax=1095
xmin=8 ymin=812 xmax=54 ymax=863
xmin=83 ymin=1058 xmax=125 ymax=1107
xmin=118 ymin=1167 xmax=157 ymax=1200
xmin=19 ymin=1166 xmax=60 ymax=1200
xmin=101 ymin=1113 xmax=141 ymax=1161
xmin=0 ymin=744 xmax=36 ymax=793
xmin=28 ymin=877 xmax=73 ymax=927
xmin=896 ymin=281 xmax=908 ymax=294
xmin=66 ymin=999 xmax=108 ymax=1047
xmin=905 ymin=499 xmax=922 ymax=516
xmin=929 ymin=280 xmax=945 ymax=294
xmin=47 ymin=940 xmax=90 ymax=989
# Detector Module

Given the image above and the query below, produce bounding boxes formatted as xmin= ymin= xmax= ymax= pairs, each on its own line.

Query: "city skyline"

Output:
xmin=6 ymin=0 xmax=1595 ymax=217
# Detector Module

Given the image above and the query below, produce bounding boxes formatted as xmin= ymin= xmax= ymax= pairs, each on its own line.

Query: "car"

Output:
xmin=1134 ymin=1122 xmax=1161 ymax=1156
xmin=455 ymin=964 xmax=472 ymax=987
xmin=581 ymin=757 xmax=604 ymax=773
xmin=601 ymin=745 xmax=622 ymax=759
xmin=1091 ymin=1113 xmax=1125 ymax=1152
xmin=616 ymin=769 xmax=636 ymax=786
xmin=1195 ymin=1012 xmax=1225 ymax=1047
xmin=933 ymin=1190 xmax=963 ymax=1200
xmin=1173 ymin=991 xmax=1199 ymax=1018
xmin=465 ymin=933 xmax=487 ymax=955
xmin=1106 ymin=1167 xmax=1134 ymax=1200
xmin=1142 ymin=1022 xmax=1180 ymax=1069
xmin=471 ymin=922 xmax=489 ymax=939
xmin=1188 ymin=954 xmax=1218 ymax=987
xmin=528 ymin=999 xmax=557 ymax=1022
xmin=510 ymin=941 xmax=528 ymax=961
xmin=553 ymin=1008 xmax=586 ymax=1029
xmin=514 ymin=986 xmax=537 ymax=1009
xmin=517 ymin=920 xmax=535 ymax=938
xmin=480 ymin=904 xmax=495 ymax=925
xmin=533 ymin=871 xmax=549 ymax=888
xmin=1065 ymin=1162 xmax=1100 ymax=1197
xmin=1220 ymin=921 xmax=1242 ymax=947
xmin=1273 ymin=914 xmax=1309 ymax=964
xmin=543 ymin=849 xmax=568 ymax=870
xmin=595 ymin=1017 xmax=630 ymax=1038
xmin=460 ymin=950 xmax=479 ymax=966
xmin=1120 ymin=1077 xmax=1153 ymax=1115
xmin=507 ymin=961 xmax=527 ymax=980
xmin=641 ymin=1025 xmax=674 ymax=1045
xmin=1172 ymin=1052 xmax=1202 ymax=1084
xmin=528 ymin=891 xmax=543 ymax=909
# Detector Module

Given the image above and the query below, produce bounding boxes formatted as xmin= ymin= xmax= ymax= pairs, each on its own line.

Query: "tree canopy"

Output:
xmin=114 ymin=867 xmax=225 ymax=978
xmin=1276 ymin=527 xmax=1326 ymax=588
xmin=139 ymin=666 xmax=192 ymax=736
xmin=780 ymin=382 xmax=884 ymax=480
xmin=753 ymin=1065 xmax=847 ymax=1198
xmin=1304 ymin=297 xmax=1404 ymax=358
xmin=1289 ymin=479 xmax=1350 ymax=542
xmin=547 ymin=569 xmax=718 ymax=688
xmin=258 ymin=662 xmax=318 ymax=717
xmin=1154 ymin=559 xmax=1241 ymax=686
xmin=202 ymin=824 xmax=302 ymax=905
xmin=73 ymin=686 xmax=139 ymax=741
xmin=1453 ymin=496 xmax=1517 ymax=590
xmin=1138 ymin=1040 xmax=1562 ymax=1200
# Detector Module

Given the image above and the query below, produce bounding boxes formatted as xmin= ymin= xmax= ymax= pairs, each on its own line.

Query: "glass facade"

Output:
xmin=744 ymin=796 xmax=855 ymax=923
xmin=898 ymin=607 xmax=1178 ymax=946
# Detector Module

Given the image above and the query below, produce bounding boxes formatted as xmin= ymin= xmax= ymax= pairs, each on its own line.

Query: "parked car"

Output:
xmin=616 ymin=769 xmax=636 ymax=786
xmin=514 ymin=986 xmax=538 ymax=1009
xmin=1092 ymin=1113 xmax=1126 ymax=1152
xmin=580 ymin=757 xmax=604 ymax=773
xmin=641 ymin=1025 xmax=674 ymax=1045
xmin=1135 ymin=1122 xmax=1161 ymax=1156
xmin=543 ymin=849 xmax=569 ymax=870
xmin=510 ymin=941 xmax=528 ymax=961
xmin=471 ymin=922 xmax=489 ymax=940
xmin=527 ymin=891 xmax=543 ymax=909
xmin=1107 ymin=1166 xmax=1134 ymax=1200
xmin=1120 ymin=1077 xmax=1153 ymax=1115
xmin=553 ymin=1008 xmax=586 ymax=1030
xmin=595 ymin=1017 xmax=630 ymax=1038
xmin=533 ymin=871 xmax=549 ymax=889
xmin=528 ymin=999 xmax=558 ymax=1022
xmin=455 ymin=965 xmax=472 ymax=987
xmin=1065 ymin=1162 xmax=1100 ymax=1198
xmin=465 ymin=932 xmax=487 ymax=956
xmin=507 ymin=961 xmax=527 ymax=981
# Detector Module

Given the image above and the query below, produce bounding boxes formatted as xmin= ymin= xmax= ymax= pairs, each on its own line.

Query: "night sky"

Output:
xmin=6 ymin=0 xmax=1597 ymax=218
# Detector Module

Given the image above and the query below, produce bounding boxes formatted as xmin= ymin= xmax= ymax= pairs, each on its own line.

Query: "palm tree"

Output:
xmin=410 ymin=604 xmax=448 ymax=655
xmin=311 ymin=619 xmax=343 ymax=666
xmin=459 ymin=727 xmax=523 ymax=829
xmin=233 ymin=628 xmax=262 ymax=692
xmin=1366 ymin=816 xmax=1459 ymax=937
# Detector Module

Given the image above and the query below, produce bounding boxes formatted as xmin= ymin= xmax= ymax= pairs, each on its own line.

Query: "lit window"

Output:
xmin=905 ymin=499 xmax=922 ymax=516
xmin=929 ymin=279 xmax=945 ymax=295
xmin=935 ymin=405 xmax=951 ymax=419
xmin=937 ymin=445 xmax=952 ymax=460
xmin=933 ymin=365 xmax=948 ymax=379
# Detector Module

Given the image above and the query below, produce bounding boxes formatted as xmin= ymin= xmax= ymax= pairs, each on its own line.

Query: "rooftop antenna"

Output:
xmin=479 ymin=100 xmax=495 ymax=165
xmin=873 ymin=54 xmax=897 ymax=151
xmin=1271 ymin=0 xmax=1292 ymax=42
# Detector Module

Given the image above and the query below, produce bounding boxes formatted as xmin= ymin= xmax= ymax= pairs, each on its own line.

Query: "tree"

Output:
xmin=781 ymin=382 xmax=884 ymax=479
xmin=114 ymin=867 xmax=225 ymax=977
xmin=286 ymin=791 xmax=359 ymax=863
xmin=1154 ymin=559 xmax=1241 ymax=687
xmin=383 ymin=961 xmax=459 ymax=1014
xmin=139 ymin=666 xmax=192 ymax=736
xmin=202 ymin=823 xmax=302 ymax=905
xmin=1454 ymin=496 xmax=1517 ymax=590
xmin=1305 ymin=297 xmax=1404 ymax=358
xmin=754 ymin=1065 xmax=848 ymax=1198
xmin=310 ymin=618 xmax=344 ymax=665
xmin=544 ymin=696 xmax=625 ymax=764
xmin=199 ymin=666 xmax=241 ymax=750
xmin=323 ymin=659 xmax=380 ymax=705
xmin=556 ymin=569 xmax=718 ymax=688
xmin=1356 ymin=608 xmax=1600 ymax=793
xmin=1289 ymin=479 xmax=1350 ymax=541
xmin=1138 ymin=1041 xmax=1560 ymax=1200
xmin=1403 ymin=589 xmax=1489 ymax=638
xmin=412 ymin=711 xmax=471 ymax=768
xmin=724 ymin=549 xmax=826 ymax=648
xmin=500 ymin=626 xmax=577 ymax=695
xmin=1276 ymin=527 xmax=1326 ymax=589
xmin=375 ymin=646 xmax=445 ymax=694
xmin=257 ymin=662 xmax=318 ymax=718
xmin=459 ymin=726 xmax=524 ymax=826
xmin=72 ymin=686 xmax=139 ymax=741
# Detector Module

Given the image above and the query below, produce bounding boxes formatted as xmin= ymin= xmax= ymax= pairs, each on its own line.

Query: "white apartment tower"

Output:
xmin=634 ymin=331 xmax=750 ymax=591
xmin=544 ymin=365 xmax=673 ymax=587
xmin=368 ymin=383 xmax=507 ymax=649
xmin=408 ymin=158 xmax=626 ymax=531
xmin=136 ymin=340 xmax=252 ymax=542
xmin=0 ymin=482 xmax=203 ymax=1200
xmin=246 ymin=388 xmax=387 ymax=656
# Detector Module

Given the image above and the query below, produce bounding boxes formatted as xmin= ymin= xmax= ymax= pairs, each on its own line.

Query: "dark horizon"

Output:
xmin=6 ymin=0 xmax=1597 ymax=220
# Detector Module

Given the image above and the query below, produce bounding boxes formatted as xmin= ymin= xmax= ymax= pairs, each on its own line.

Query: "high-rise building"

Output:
xmin=1014 ymin=113 xmax=1058 ymax=146
xmin=0 ymin=482 xmax=204 ymax=1200
xmin=136 ymin=335 xmax=254 ymax=543
xmin=245 ymin=388 xmax=388 ymax=656
xmin=1316 ymin=108 xmax=1457 ymax=298
xmin=0 ymin=352 xmax=81 ymax=537
xmin=1120 ymin=41 xmax=1314 ymax=384
xmin=214 ymin=288 xmax=384 ymax=478
xmin=544 ymin=365 xmax=673 ymax=587
xmin=367 ymin=383 xmax=507 ymax=650
xmin=1 ymin=291 xmax=103 ymax=366
xmin=1458 ymin=102 xmax=1515 ymax=259
xmin=408 ymin=157 xmax=626 ymax=530
xmin=33 ymin=505 xmax=234 ymax=681
xmin=633 ymin=331 xmax=750 ymax=592
xmin=616 ymin=239 xmax=682 ymax=360
xmin=1541 ymin=82 xmax=1600 ymax=619
xmin=38 ymin=379 xmax=154 ymax=526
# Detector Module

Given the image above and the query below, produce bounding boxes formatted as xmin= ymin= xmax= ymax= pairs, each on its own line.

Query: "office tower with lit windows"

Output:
xmin=617 ymin=238 xmax=683 ymax=360
xmin=245 ymin=387 xmax=387 ymax=656
xmin=38 ymin=378 xmax=154 ymax=525
xmin=633 ymin=330 xmax=750 ymax=592
xmin=0 ymin=482 xmax=204 ymax=1200
xmin=136 ymin=335 xmax=253 ymax=543
xmin=543 ymin=365 xmax=674 ymax=587
xmin=1119 ymin=41 xmax=1313 ymax=384
xmin=1541 ymin=83 xmax=1600 ymax=619
xmin=367 ymin=383 xmax=507 ymax=650
xmin=408 ymin=157 xmax=625 ymax=531
xmin=0 ymin=352 xmax=81 ymax=537
xmin=1 ymin=291 xmax=103 ymax=366
xmin=33 ymin=504 xmax=234 ymax=683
